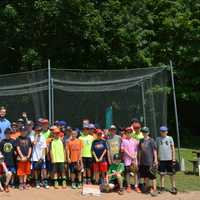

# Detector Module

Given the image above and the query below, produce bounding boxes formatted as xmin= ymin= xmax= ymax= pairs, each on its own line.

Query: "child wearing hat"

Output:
xmin=16 ymin=126 xmax=32 ymax=190
xmin=50 ymin=128 xmax=66 ymax=189
xmin=156 ymin=126 xmax=177 ymax=194
xmin=138 ymin=127 xmax=158 ymax=196
xmin=121 ymin=128 xmax=141 ymax=193
xmin=91 ymin=129 xmax=108 ymax=185
xmin=105 ymin=153 xmax=125 ymax=195
xmin=0 ymin=128 xmax=17 ymax=187
xmin=30 ymin=125 xmax=49 ymax=189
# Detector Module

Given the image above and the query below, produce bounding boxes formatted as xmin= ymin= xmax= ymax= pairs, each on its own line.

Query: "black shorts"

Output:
xmin=139 ymin=165 xmax=156 ymax=180
xmin=52 ymin=162 xmax=65 ymax=173
xmin=158 ymin=161 xmax=175 ymax=175
xmin=82 ymin=157 xmax=92 ymax=169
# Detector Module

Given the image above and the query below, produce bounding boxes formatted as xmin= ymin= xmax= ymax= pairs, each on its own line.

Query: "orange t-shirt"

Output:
xmin=67 ymin=139 xmax=83 ymax=162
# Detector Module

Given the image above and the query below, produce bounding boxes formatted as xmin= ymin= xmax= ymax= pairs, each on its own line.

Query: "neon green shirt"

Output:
xmin=131 ymin=131 xmax=144 ymax=141
xmin=108 ymin=163 xmax=124 ymax=181
xmin=42 ymin=130 xmax=51 ymax=140
xmin=79 ymin=134 xmax=94 ymax=158
xmin=50 ymin=138 xmax=65 ymax=163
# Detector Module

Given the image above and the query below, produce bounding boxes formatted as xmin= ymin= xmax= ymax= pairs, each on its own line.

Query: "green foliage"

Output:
xmin=0 ymin=0 xmax=199 ymax=103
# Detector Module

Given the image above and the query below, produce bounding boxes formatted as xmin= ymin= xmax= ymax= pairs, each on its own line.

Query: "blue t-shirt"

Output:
xmin=0 ymin=118 xmax=11 ymax=141
xmin=91 ymin=139 xmax=107 ymax=162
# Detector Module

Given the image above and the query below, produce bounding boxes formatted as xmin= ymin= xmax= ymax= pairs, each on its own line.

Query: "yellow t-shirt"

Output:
xmin=51 ymin=138 xmax=65 ymax=163
xmin=79 ymin=134 xmax=94 ymax=158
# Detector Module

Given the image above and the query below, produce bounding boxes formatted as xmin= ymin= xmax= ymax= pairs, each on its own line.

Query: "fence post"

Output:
xmin=48 ymin=59 xmax=52 ymax=125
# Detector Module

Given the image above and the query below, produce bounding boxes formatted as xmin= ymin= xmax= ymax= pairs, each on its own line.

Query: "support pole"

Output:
xmin=48 ymin=59 xmax=52 ymax=125
xmin=170 ymin=60 xmax=181 ymax=163
xmin=51 ymin=79 xmax=54 ymax=124
xmin=141 ymin=81 xmax=147 ymax=126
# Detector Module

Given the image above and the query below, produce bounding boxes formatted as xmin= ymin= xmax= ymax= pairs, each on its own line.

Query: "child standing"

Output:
xmin=16 ymin=126 xmax=32 ymax=190
xmin=67 ymin=131 xmax=83 ymax=189
xmin=50 ymin=128 xmax=66 ymax=189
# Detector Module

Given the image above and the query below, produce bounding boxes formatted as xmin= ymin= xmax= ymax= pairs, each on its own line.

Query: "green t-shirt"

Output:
xmin=131 ymin=131 xmax=144 ymax=141
xmin=108 ymin=163 xmax=124 ymax=181
xmin=42 ymin=130 xmax=51 ymax=140
xmin=79 ymin=134 xmax=94 ymax=158
xmin=51 ymin=138 xmax=65 ymax=163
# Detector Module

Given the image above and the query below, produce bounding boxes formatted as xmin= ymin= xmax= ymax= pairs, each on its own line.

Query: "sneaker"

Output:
xmin=62 ymin=180 xmax=67 ymax=188
xmin=150 ymin=189 xmax=158 ymax=197
xmin=118 ymin=189 xmax=124 ymax=195
xmin=77 ymin=183 xmax=82 ymax=189
xmin=135 ymin=187 xmax=142 ymax=193
xmin=19 ymin=184 xmax=24 ymax=190
xmin=36 ymin=180 xmax=40 ymax=189
xmin=54 ymin=181 xmax=59 ymax=189
xmin=43 ymin=180 xmax=49 ymax=189
xmin=159 ymin=187 xmax=165 ymax=194
xmin=4 ymin=186 xmax=10 ymax=193
xmin=169 ymin=187 xmax=178 ymax=195
xmin=71 ymin=182 xmax=77 ymax=189
xmin=126 ymin=186 xmax=132 ymax=193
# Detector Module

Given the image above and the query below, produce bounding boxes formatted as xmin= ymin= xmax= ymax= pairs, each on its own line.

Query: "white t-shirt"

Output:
xmin=30 ymin=134 xmax=47 ymax=161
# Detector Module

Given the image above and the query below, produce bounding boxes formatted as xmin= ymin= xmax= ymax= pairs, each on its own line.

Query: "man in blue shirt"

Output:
xmin=0 ymin=107 xmax=11 ymax=141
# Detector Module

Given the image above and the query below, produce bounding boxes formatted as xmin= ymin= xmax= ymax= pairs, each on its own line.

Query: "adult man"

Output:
xmin=156 ymin=126 xmax=177 ymax=194
xmin=0 ymin=107 xmax=11 ymax=141
xmin=106 ymin=125 xmax=121 ymax=164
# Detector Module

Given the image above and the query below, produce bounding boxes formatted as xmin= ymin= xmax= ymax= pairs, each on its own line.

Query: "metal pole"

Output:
xmin=170 ymin=60 xmax=181 ymax=163
xmin=141 ymin=81 xmax=147 ymax=126
xmin=48 ymin=59 xmax=52 ymax=125
xmin=51 ymin=79 xmax=54 ymax=124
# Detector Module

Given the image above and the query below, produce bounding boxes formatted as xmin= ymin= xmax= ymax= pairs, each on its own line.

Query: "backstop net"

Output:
xmin=0 ymin=66 xmax=169 ymax=137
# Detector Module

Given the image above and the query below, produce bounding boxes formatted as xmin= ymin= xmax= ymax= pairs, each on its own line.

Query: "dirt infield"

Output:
xmin=0 ymin=188 xmax=200 ymax=200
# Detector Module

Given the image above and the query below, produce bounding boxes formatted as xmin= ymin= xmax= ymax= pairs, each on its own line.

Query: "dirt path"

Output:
xmin=0 ymin=188 xmax=199 ymax=200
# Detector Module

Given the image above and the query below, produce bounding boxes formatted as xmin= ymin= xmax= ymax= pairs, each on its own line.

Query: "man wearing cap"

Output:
xmin=79 ymin=124 xmax=94 ymax=184
xmin=0 ymin=107 xmax=11 ymax=141
xmin=106 ymin=125 xmax=121 ymax=165
xmin=156 ymin=126 xmax=177 ymax=194
xmin=138 ymin=127 xmax=158 ymax=196
xmin=29 ymin=126 xmax=49 ymax=189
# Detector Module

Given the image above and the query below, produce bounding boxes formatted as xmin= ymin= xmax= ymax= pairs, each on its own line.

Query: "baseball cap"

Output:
xmin=110 ymin=125 xmax=116 ymax=129
xmin=131 ymin=118 xmax=140 ymax=123
xmin=141 ymin=126 xmax=150 ymax=133
xmin=96 ymin=129 xmax=103 ymax=135
xmin=125 ymin=127 xmax=133 ymax=132
xmin=89 ymin=123 xmax=95 ymax=129
xmin=66 ymin=126 xmax=72 ymax=130
xmin=160 ymin=126 xmax=168 ymax=132
xmin=34 ymin=125 xmax=42 ymax=131
xmin=26 ymin=120 xmax=34 ymax=126
xmin=113 ymin=153 xmax=121 ymax=160
xmin=20 ymin=126 xmax=28 ymax=132
xmin=41 ymin=119 xmax=49 ymax=124
xmin=17 ymin=118 xmax=24 ymax=123
xmin=57 ymin=120 xmax=67 ymax=127
xmin=83 ymin=124 xmax=89 ymax=129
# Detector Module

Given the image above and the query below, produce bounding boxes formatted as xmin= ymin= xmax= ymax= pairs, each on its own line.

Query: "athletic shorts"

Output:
xmin=93 ymin=162 xmax=108 ymax=172
xmin=52 ymin=162 xmax=65 ymax=173
xmin=158 ymin=160 xmax=175 ymax=175
xmin=7 ymin=166 xmax=16 ymax=174
xmin=69 ymin=162 xmax=81 ymax=173
xmin=17 ymin=161 xmax=31 ymax=176
xmin=46 ymin=160 xmax=52 ymax=172
xmin=139 ymin=165 xmax=156 ymax=180
xmin=32 ymin=161 xmax=46 ymax=170
xmin=82 ymin=157 xmax=93 ymax=169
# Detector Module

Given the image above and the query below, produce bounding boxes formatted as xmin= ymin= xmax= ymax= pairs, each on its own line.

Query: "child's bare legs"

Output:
xmin=94 ymin=171 xmax=100 ymax=184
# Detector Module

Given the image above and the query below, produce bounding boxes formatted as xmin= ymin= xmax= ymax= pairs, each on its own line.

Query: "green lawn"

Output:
xmin=158 ymin=148 xmax=200 ymax=192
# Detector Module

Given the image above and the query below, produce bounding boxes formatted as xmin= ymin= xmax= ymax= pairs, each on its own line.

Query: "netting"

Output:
xmin=0 ymin=67 xmax=169 ymax=137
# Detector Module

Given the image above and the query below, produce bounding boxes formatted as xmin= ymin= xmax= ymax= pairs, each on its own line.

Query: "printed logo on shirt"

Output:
xmin=3 ymin=143 xmax=13 ymax=153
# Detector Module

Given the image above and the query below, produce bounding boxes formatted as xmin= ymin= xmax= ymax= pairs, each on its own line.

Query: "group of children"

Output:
xmin=0 ymin=116 xmax=178 ymax=196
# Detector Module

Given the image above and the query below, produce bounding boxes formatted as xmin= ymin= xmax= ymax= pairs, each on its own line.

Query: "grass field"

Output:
xmin=158 ymin=148 xmax=200 ymax=192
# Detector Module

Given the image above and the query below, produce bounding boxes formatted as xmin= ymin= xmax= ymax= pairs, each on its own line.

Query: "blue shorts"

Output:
xmin=46 ymin=160 xmax=52 ymax=172
xmin=32 ymin=161 xmax=46 ymax=170
xmin=7 ymin=166 xmax=16 ymax=174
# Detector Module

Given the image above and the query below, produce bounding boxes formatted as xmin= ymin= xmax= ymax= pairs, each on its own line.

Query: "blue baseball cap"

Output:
xmin=160 ymin=126 xmax=168 ymax=132
xmin=89 ymin=123 xmax=95 ymax=129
